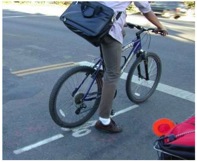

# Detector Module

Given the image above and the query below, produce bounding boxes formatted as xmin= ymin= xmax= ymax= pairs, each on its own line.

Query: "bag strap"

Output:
xmin=81 ymin=2 xmax=122 ymax=20
xmin=116 ymin=12 xmax=122 ymax=20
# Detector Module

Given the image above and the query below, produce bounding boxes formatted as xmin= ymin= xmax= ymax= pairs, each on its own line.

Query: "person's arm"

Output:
xmin=134 ymin=1 xmax=168 ymax=36
xmin=143 ymin=11 xmax=168 ymax=36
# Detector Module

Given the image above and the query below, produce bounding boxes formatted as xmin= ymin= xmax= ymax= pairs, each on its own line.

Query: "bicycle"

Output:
xmin=49 ymin=23 xmax=162 ymax=128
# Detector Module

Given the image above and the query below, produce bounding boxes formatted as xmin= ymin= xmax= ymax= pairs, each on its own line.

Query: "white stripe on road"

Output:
xmin=113 ymin=105 xmax=139 ymax=117
xmin=11 ymin=60 xmax=195 ymax=103
xmin=13 ymin=105 xmax=139 ymax=155
xmin=12 ymin=61 xmax=194 ymax=154
xmin=79 ymin=61 xmax=195 ymax=103
xmin=3 ymin=15 xmax=45 ymax=19
xmin=13 ymin=134 xmax=64 ymax=155
xmin=120 ymin=72 xmax=195 ymax=103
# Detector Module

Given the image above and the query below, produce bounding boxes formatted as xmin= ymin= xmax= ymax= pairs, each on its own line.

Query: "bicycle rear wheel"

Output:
xmin=126 ymin=52 xmax=162 ymax=103
xmin=49 ymin=66 xmax=102 ymax=128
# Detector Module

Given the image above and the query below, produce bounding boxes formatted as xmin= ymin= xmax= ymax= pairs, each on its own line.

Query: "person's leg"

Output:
xmin=95 ymin=35 xmax=122 ymax=133
xmin=99 ymin=35 xmax=122 ymax=118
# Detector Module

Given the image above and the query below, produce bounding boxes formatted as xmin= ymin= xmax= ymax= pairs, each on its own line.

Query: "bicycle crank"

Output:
xmin=74 ymin=93 xmax=87 ymax=114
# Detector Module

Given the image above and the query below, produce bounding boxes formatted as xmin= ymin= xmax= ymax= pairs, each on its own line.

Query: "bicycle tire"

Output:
xmin=49 ymin=66 xmax=102 ymax=128
xmin=126 ymin=52 xmax=162 ymax=103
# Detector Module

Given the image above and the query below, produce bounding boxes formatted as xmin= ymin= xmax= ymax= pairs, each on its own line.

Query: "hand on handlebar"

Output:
xmin=153 ymin=27 xmax=168 ymax=36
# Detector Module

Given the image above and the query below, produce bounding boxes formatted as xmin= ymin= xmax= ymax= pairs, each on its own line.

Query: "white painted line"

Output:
xmin=3 ymin=15 xmax=45 ymax=19
xmin=156 ymin=83 xmax=195 ymax=103
xmin=120 ymin=72 xmax=195 ymax=103
xmin=78 ymin=61 xmax=95 ymax=67
xmin=13 ymin=134 xmax=64 ymax=155
xmin=77 ymin=61 xmax=195 ymax=103
xmin=12 ymin=59 xmax=194 ymax=155
xmin=113 ymin=105 xmax=139 ymax=117
xmin=13 ymin=105 xmax=139 ymax=155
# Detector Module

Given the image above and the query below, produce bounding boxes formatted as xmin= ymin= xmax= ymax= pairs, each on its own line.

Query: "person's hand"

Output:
xmin=154 ymin=27 xmax=168 ymax=36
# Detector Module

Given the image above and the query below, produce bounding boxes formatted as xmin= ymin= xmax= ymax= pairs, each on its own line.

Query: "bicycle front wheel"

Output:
xmin=49 ymin=66 xmax=102 ymax=128
xmin=126 ymin=52 xmax=162 ymax=103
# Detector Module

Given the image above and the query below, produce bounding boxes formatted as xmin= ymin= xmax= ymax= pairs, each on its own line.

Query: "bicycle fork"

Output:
xmin=137 ymin=51 xmax=150 ymax=80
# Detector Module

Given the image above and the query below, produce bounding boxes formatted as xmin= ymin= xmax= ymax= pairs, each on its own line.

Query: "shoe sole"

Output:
xmin=95 ymin=126 xmax=122 ymax=134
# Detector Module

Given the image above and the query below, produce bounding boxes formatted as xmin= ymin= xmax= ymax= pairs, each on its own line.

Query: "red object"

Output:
xmin=153 ymin=116 xmax=195 ymax=160
xmin=152 ymin=118 xmax=176 ymax=136
xmin=164 ymin=116 xmax=195 ymax=146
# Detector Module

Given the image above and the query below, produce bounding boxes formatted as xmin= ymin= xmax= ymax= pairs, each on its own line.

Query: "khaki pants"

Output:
xmin=98 ymin=35 xmax=122 ymax=118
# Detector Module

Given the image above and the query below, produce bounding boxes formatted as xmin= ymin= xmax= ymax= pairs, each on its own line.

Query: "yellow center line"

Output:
xmin=12 ymin=62 xmax=76 ymax=76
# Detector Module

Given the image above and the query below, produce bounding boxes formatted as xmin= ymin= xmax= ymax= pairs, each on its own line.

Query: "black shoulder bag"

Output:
xmin=60 ymin=1 xmax=121 ymax=47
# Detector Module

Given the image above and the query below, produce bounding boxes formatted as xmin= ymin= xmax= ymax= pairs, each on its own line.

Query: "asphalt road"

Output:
xmin=3 ymin=9 xmax=195 ymax=160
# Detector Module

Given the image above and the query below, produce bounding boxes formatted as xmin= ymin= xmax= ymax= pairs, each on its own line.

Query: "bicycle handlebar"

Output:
xmin=126 ymin=22 xmax=155 ymax=36
xmin=127 ymin=22 xmax=155 ymax=31
xmin=126 ymin=22 xmax=168 ymax=37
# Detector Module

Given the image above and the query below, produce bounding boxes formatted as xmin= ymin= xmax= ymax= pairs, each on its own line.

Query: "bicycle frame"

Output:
xmin=50 ymin=23 xmax=162 ymax=128
xmin=79 ymin=33 xmax=144 ymax=103
xmin=121 ymin=37 xmax=142 ymax=74
xmin=92 ymin=34 xmax=144 ymax=75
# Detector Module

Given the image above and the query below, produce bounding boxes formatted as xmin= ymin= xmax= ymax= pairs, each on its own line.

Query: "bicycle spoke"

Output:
xmin=126 ymin=53 xmax=161 ymax=103
xmin=49 ymin=66 xmax=102 ymax=128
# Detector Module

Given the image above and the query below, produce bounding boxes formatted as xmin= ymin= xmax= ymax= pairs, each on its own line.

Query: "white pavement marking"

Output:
xmin=3 ymin=15 xmax=45 ymax=19
xmin=120 ymin=72 xmax=195 ymax=103
xmin=11 ymin=60 xmax=195 ymax=103
xmin=13 ymin=134 xmax=64 ymax=155
xmin=78 ymin=61 xmax=195 ymax=103
xmin=13 ymin=105 xmax=139 ymax=155
xmin=113 ymin=105 xmax=139 ymax=117
xmin=12 ymin=60 xmax=194 ymax=155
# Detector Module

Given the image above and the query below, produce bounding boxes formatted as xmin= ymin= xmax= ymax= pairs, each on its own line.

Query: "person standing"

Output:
xmin=95 ymin=1 xmax=168 ymax=133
